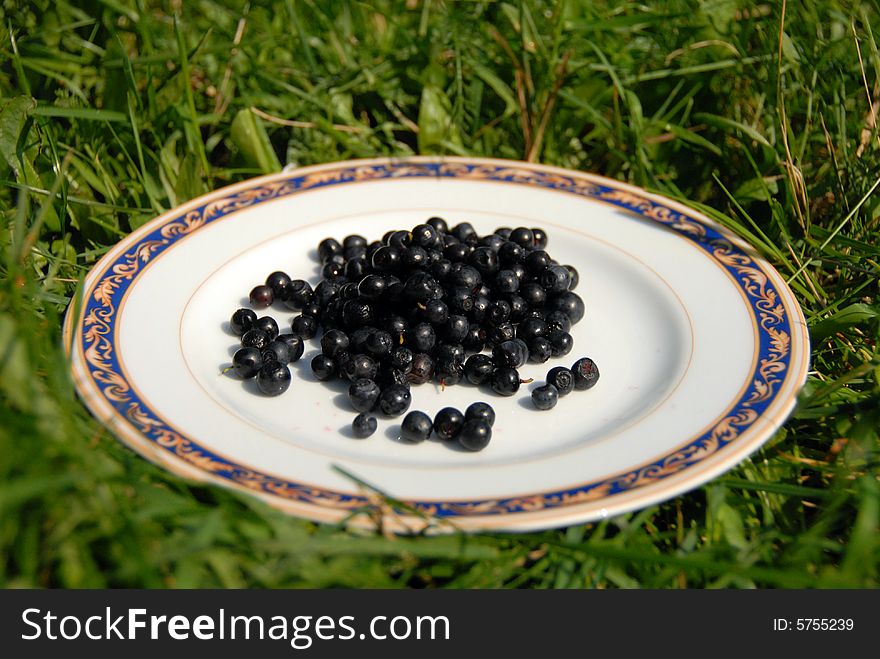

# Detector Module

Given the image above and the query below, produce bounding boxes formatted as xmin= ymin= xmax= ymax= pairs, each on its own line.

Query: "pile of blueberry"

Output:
xmin=225 ymin=218 xmax=599 ymax=452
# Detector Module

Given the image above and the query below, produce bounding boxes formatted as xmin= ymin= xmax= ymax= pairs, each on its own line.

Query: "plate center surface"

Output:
xmin=179 ymin=209 xmax=693 ymax=469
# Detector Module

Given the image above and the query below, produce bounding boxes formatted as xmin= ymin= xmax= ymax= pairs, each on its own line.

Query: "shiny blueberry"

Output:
xmin=572 ymin=357 xmax=600 ymax=390
xmin=465 ymin=401 xmax=496 ymax=427
xmin=378 ymin=384 xmax=412 ymax=417
xmin=458 ymin=419 xmax=492 ymax=451
xmin=249 ymin=284 xmax=274 ymax=309
xmin=231 ymin=347 xmax=262 ymax=379
xmin=348 ymin=378 xmax=381 ymax=413
xmin=276 ymin=334 xmax=305 ymax=362
xmin=547 ymin=366 xmax=575 ymax=396
xmin=400 ymin=411 xmax=433 ymax=442
xmin=311 ymin=354 xmax=337 ymax=381
xmin=241 ymin=328 xmax=271 ymax=351
xmin=531 ymin=383 xmax=559 ymax=410
xmin=257 ymin=362 xmax=291 ymax=396
xmin=230 ymin=308 xmax=258 ymax=336
xmin=433 ymin=407 xmax=465 ymax=441
xmin=491 ymin=367 xmax=520 ymax=396
xmin=352 ymin=413 xmax=378 ymax=438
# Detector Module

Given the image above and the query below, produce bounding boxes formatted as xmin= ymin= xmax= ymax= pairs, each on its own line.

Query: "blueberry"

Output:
xmin=465 ymin=401 xmax=496 ymax=427
xmin=433 ymin=407 xmax=465 ymax=441
xmin=540 ymin=265 xmax=571 ymax=294
xmin=321 ymin=328 xmax=350 ymax=357
xmin=459 ymin=418 xmax=492 ymax=451
xmin=254 ymin=316 xmax=279 ymax=340
xmin=565 ymin=265 xmax=579 ymax=290
xmin=528 ymin=337 xmax=553 ymax=363
xmin=550 ymin=292 xmax=585 ymax=324
xmin=342 ymin=299 xmax=374 ymax=328
xmin=548 ymin=330 xmax=573 ymax=357
xmin=492 ymin=339 xmax=529 ymax=368
xmin=491 ymin=367 xmax=520 ymax=396
xmin=344 ymin=234 xmax=367 ymax=251
xmin=406 ymin=323 xmax=436 ymax=352
xmin=545 ymin=310 xmax=572 ymax=334
xmin=400 ymin=411 xmax=433 ymax=442
xmin=424 ymin=299 xmax=450 ymax=324
xmin=257 ymin=362 xmax=291 ymax=396
xmin=390 ymin=346 xmax=414 ymax=373
xmin=266 ymin=271 xmax=292 ymax=298
xmin=231 ymin=347 xmax=262 ymax=378
xmin=249 ymin=284 xmax=274 ymax=308
xmin=341 ymin=354 xmax=379 ymax=382
xmin=241 ymin=328 xmax=270 ymax=351
xmin=498 ymin=241 xmax=525 ymax=266
xmin=407 ymin=353 xmax=435 ymax=385
xmin=284 ymin=280 xmax=313 ymax=310
xmin=531 ymin=383 xmax=559 ymax=410
xmin=462 ymin=323 xmax=485 ymax=352
xmin=371 ymin=245 xmax=401 ymax=273
xmin=378 ymin=384 xmax=412 ymax=417
xmin=435 ymin=357 xmax=464 ymax=386
xmin=263 ymin=339 xmax=292 ymax=365
xmin=230 ymin=308 xmax=257 ymax=336
xmin=464 ymin=354 xmax=495 ymax=385
xmin=291 ymin=315 xmax=318 ymax=339
xmin=547 ymin=366 xmax=575 ymax=396
xmin=348 ymin=378 xmax=381 ymax=413
xmin=351 ymin=413 xmax=378 ymax=438
xmin=468 ymin=246 xmax=499 ymax=277
xmin=311 ymin=354 xmax=337 ymax=381
xmin=572 ymin=357 xmax=600 ymax=390
xmin=443 ymin=315 xmax=469 ymax=343
xmin=365 ymin=330 xmax=393 ymax=359
xmin=276 ymin=334 xmax=305 ymax=362
xmin=357 ymin=274 xmax=386 ymax=300
xmin=524 ymin=250 xmax=552 ymax=275
xmin=531 ymin=227 xmax=548 ymax=249
xmin=519 ymin=281 xmax=547 ymax=308
xmin=427 ymin=216 xmax=449 ymax=234
xmin=317 ymin=237 xmax=343 ymax=262
xmin=509 ymin=227 xmax=534 ymax=249
xmin=494 ymin=269 xmax=520 ymax=294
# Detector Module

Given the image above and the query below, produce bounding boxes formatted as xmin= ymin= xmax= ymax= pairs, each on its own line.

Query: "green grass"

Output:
xmin=1 ymin=0 xmax=878 ymax=588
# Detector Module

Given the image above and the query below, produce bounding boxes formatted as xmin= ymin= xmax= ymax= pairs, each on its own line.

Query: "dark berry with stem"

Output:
xmin=378 ymin=384 xmax=411 ymax=416
xmin=547 ymin=366 xmax=575 ymax=396
xmin=435 ymin=358 xmax=464 ymax=386
xmin=458 ymin=419 xmax=492 ymax=451
xmin=465 ymin=401 xmax=496 ymax=427
xmin=348 ymin=378 xmax=381 ymax=413
xmin=400 ymin=411 xmax=433 ymax=442
xmin=257 ymin=362 xmax=291 ymax=396
xmin=230 ymin=308 xmax=258 ymax=336
xmin=531 ymin=383 xmax=559 ymax=410
xmin=311 ymin=354 xmax=337 ymax=381
xmin=241 ymin=328 xmax=270 ymax=351
xmin=291 ymin=315 xmax=318 ymax=339
xmin=231 ymin=347 xmax=262 ymax=378
xmin=254 ymin=316 xmax=279 ymax=340
xmin=249 ymin=284 xmax=274 ymax=308
xmin=433 ymin=407 xmax=465 ymax=441
xmin=572 ymin=357 xmax=600 ymax=390
xmin=491 ymin=367 xmax=521 ymax=396
xmin=276 ymin=334 xmax=305 ymax=362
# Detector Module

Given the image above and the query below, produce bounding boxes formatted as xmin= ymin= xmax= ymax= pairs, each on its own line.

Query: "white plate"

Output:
xmin=65 ymin=157 xmax=810 ymax=532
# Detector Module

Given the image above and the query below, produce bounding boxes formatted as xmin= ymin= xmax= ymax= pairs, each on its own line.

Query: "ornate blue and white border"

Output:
xmin=67 ymin=158 xmax=808 ymax=523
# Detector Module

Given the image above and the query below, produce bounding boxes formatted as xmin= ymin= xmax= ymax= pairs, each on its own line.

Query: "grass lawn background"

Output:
xmin=1 ymin=0 xmax=878 ymax=588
